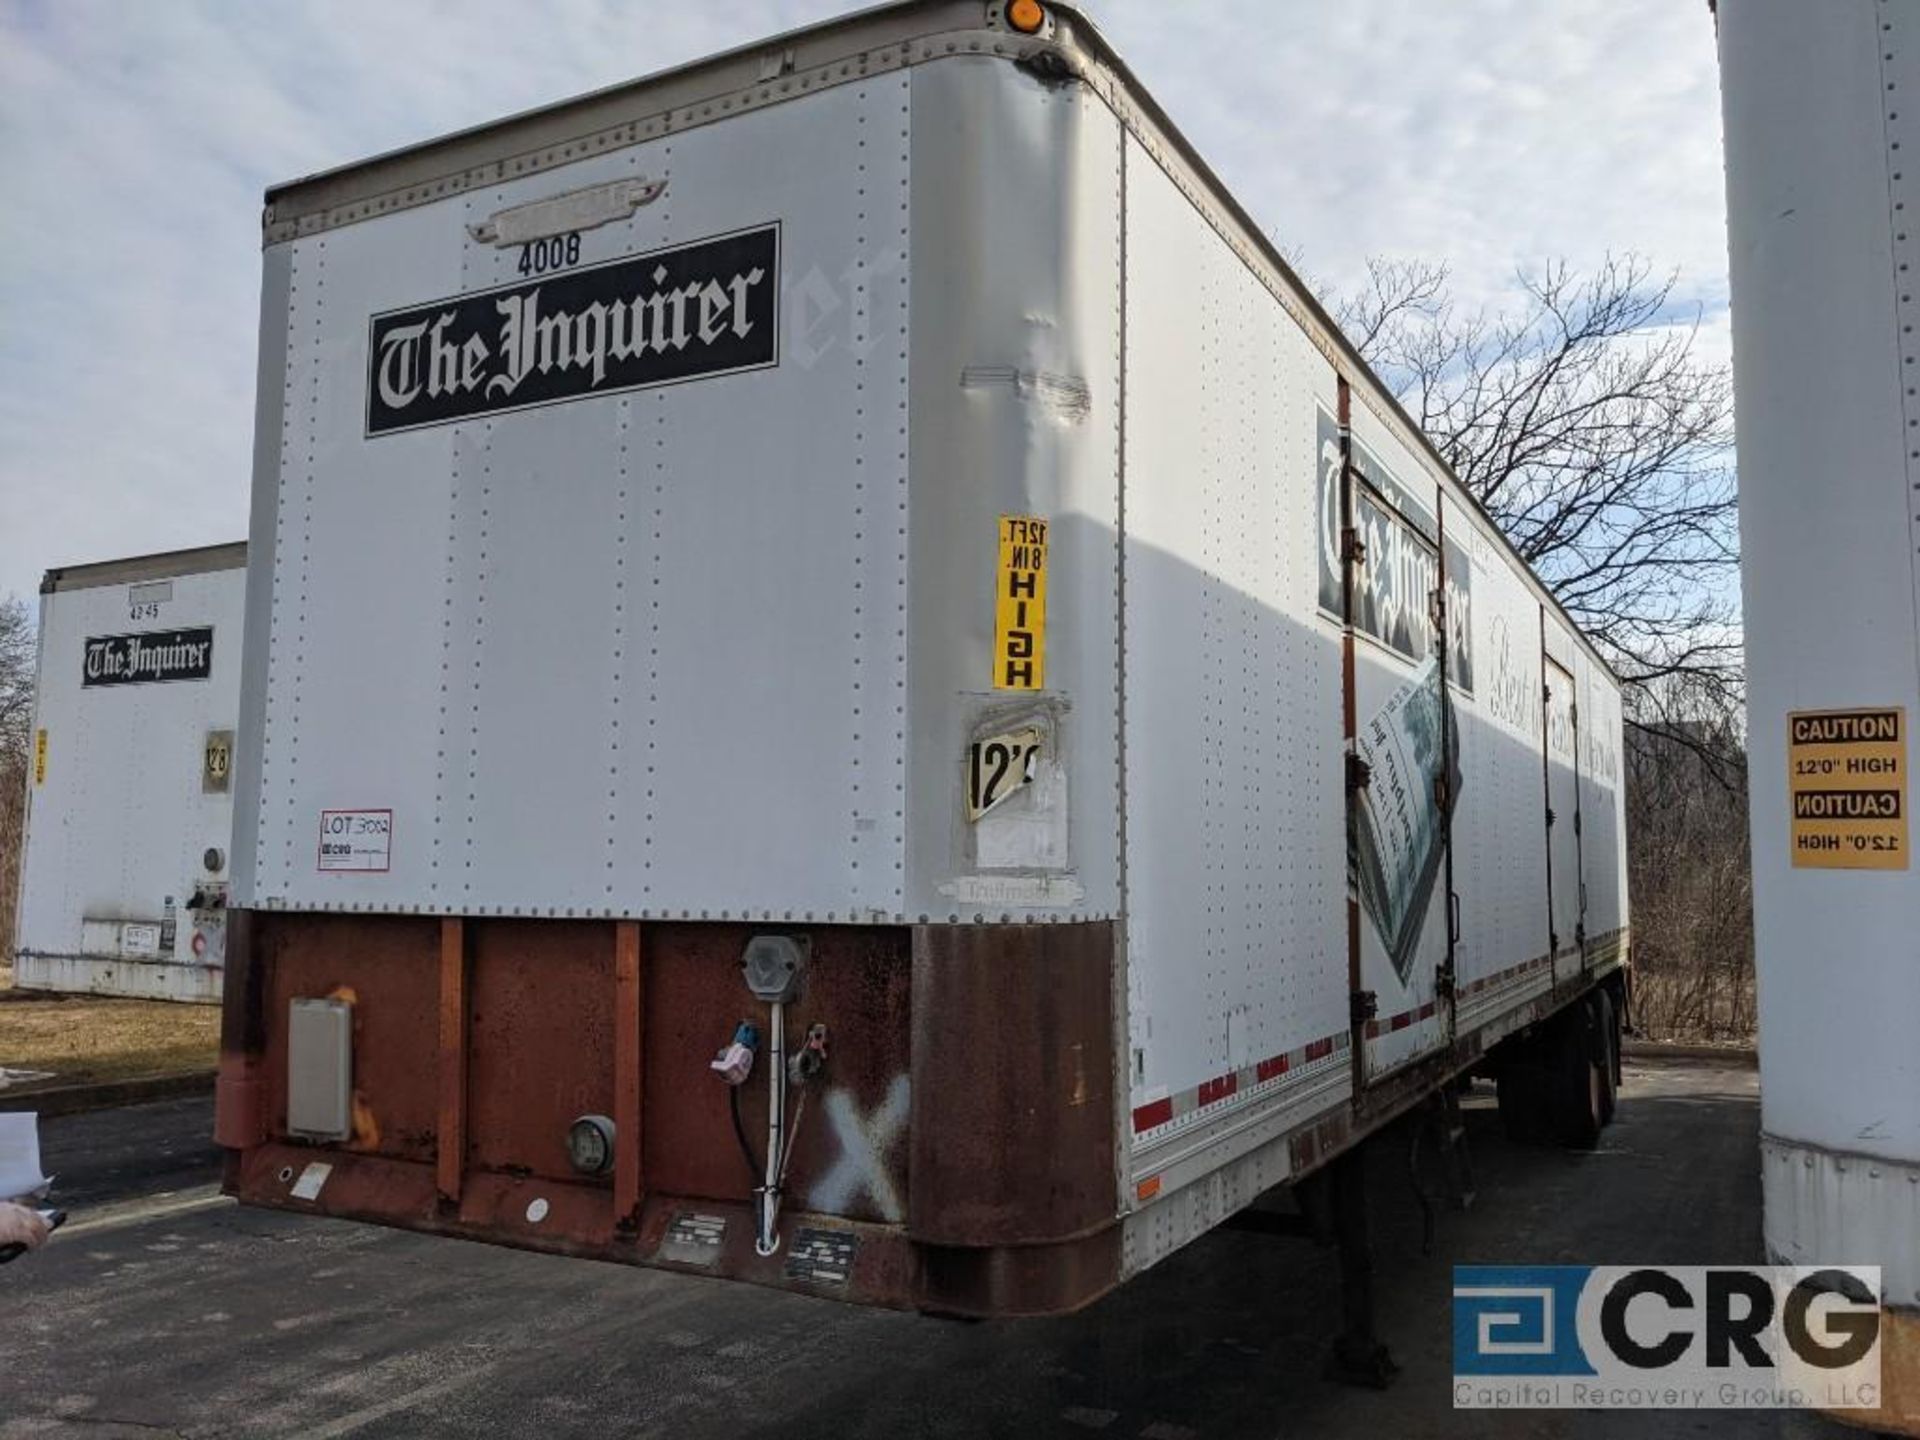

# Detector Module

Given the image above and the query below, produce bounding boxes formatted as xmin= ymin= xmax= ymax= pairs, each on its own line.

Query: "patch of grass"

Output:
xmin=0 ymin=961 xmax=218 ymax=1087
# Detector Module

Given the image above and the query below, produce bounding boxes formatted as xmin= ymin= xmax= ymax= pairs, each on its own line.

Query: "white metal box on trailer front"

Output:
xmin=226 ymin=0 xmax=1628 ymax=1306
xmin=1719 ymin=0 xmax=1920 ymax=1413
xmin=15 ymin=544 xmax=247 ymax=1003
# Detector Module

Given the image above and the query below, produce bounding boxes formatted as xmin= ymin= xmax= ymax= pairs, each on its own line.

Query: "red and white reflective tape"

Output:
xmin=1456 ymin=951 xmax=1552 ymax=1001
xmin=1129 ymin=931 xmax=1631 ymax=1142
xmin=1364 ymin=997 xmax=1440 ymax=1038
xmin=1131 ymin=1029 xmax=1350 ymax=1138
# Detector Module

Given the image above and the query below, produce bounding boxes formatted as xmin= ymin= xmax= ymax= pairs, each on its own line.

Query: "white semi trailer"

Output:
xmin=1719 ymin=0 xmax=1920 ymax=1428
xmin=14 ymin=543 xmax=246 ymax=1003
xmin=216 ymin=0 xmax=1629 ymax=1354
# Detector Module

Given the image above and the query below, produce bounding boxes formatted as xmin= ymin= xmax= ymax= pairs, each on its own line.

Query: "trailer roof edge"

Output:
xmin=260 ymin=0 xmax=983 ymax=241
xmin=42 ymin=541 xmax=250 ymax=595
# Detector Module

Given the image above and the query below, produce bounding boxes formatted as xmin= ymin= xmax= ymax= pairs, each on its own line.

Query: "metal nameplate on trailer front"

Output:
xmin=466 ymin=176 xmax=667 ymax=246
xmin=660 ymin=1212 xmax=728 ymax=1268
xmin=783 ymin=1226 xmax=857 ymax=1287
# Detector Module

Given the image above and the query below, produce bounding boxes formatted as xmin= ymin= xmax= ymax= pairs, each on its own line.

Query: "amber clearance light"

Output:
xmin=1006 ymin=0 xmax=1046 ymax=34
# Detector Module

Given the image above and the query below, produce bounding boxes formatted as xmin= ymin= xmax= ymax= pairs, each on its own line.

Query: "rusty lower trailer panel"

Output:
xmin=215 ymin=909 xmax=1624 ymax=1315
xmin=218 ymin=911 xmax=1120 ymax=1316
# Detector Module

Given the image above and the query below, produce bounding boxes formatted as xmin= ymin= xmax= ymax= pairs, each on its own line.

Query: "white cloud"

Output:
xmin=0 ymin=0 xmax=1728 ymax=603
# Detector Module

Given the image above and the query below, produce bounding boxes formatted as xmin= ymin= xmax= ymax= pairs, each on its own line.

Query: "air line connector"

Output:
xmin=788 ymin=1022 xmax=829 ymax=1085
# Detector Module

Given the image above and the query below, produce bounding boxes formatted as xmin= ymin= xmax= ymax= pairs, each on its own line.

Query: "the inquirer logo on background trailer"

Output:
xmin=1452 ymin=1265 xmax=1882 ymax=1409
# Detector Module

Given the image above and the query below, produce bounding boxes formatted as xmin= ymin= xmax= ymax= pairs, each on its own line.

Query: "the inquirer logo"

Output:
xmin=366 ymin=224 xmax=779 ymax=435
xmin=82 ymin=627 xmax=214 ymax=687
xmin=1453 ymin=1265 xmax=1882 ymax=1409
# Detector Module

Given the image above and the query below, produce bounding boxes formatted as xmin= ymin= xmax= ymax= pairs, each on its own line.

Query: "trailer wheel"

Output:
xmin=1610 ymin=982 xmax=1625 ymax=1090
xmin=1550 ymin=1005 xmax=1605 ymax=1151
xmin=1495 ymin=1041 xmax=1553 ymax=1145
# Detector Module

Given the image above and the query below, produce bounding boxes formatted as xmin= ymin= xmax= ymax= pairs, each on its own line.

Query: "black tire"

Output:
xmin=1496 ymin=1040 xmax=1553 ymax=1145
xmin=1595 ymin=990 xmax=1619 ymax=1128
xmin=1609 ymin=983 xmax=1625 ymax=1090
xmin=1550 ymin=1004 xmax=1605 ymax=1150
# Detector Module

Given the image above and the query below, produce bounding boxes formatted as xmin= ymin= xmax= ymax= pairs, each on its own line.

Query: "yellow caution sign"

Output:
xmin=33 ymin=728 xmax=46 ymax=785
xmin=1787 ymin=707 xmax=1907 ymax=870
xmin=993 ymin=515 xmax=1048 ymax=690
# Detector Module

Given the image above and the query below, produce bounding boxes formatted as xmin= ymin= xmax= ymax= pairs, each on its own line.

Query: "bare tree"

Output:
xmin=0 ymin=596 xmax=34 ymax=760
xmin=1337 ymin=254 xmax=1740 ymax=695
xmin=0 ymin=594 xmax=36 ymax=966
xmin=1621 ymin=672 xmax=1753 ymax=1040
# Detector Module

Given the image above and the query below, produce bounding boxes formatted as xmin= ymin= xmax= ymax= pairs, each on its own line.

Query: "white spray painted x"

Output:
xmin=808 ymin=1074 xmax=910 ymax=1222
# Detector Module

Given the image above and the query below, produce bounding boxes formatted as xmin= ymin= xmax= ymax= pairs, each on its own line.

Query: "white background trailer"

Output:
xmin=217 ymin=0 xmax=1627 ymax=1317
xmin=1720 ymin=0 xmax=1920 ymax=1427
xmin=16 ymin=543 xmax=245 ymax=1003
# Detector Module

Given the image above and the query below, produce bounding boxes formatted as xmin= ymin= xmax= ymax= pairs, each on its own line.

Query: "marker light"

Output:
xmin=1006 ymin=0 xmax=1045 ymax=34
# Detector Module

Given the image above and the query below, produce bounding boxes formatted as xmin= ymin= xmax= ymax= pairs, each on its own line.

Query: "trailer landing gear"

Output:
xmin=1282 ymin=1090 xmax=1480 ymax=1390
xmin=1318 ymin=1145 xmax=1401 ymax=1389
xmin=1409 ymin=1087 xmax=1476 ymax=1254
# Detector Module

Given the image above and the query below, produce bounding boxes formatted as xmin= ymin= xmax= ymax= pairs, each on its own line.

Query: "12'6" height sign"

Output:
xmin=994 ymin=516 xmax=1049 ymax=690
xmin=366 ymin=224 xmax=780 ymax=435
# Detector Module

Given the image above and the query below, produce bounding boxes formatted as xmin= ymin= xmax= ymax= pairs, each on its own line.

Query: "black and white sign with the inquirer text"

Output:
xmin=83 ymin=628 xmax=215 ymax=688
xmin=366 ymin=224 xmax=780 ymax=435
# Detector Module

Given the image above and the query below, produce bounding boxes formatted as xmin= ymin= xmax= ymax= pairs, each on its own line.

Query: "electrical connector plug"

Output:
xmin=710 ymin=1020 xmax=759 ymax=1086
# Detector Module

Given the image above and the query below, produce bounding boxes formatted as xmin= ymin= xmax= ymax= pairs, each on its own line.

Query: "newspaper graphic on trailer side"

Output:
xmin=1351 ymin=654 xmax=1458 ymax=985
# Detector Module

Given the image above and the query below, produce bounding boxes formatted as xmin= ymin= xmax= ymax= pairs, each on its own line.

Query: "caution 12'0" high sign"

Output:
xmin=1786 ymin=707 xmax=1907 ymax=870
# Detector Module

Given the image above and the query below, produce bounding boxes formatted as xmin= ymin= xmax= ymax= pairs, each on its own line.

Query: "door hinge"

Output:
xmin=1572 ymin=810 xmax=1582 ymax=837
xmin=1351 ymin=989 xmax=1378 ymax=1026
xmin=1433 ymin=771 xmax=1451 ymax=811
xmin=1429 ymin=586 xmax=1446 ymax=628
xmin=1550 ymin=929 xmax=1561 ymax=955
xmin=1436 ymin=960 xmax=1456 ymax=1001
xmin=1543 ymin=681 xmax=1553 ymax=703
xmin=1574 ymin=922 xmax=1587 ymax=950
xmin=1346 ymin=753 xmax=1373 ymax=791
xmin=1342 ymin=526 xmax=1367 ymax=565
xmin=1545 ymin=805 xmax=1556 ymax=827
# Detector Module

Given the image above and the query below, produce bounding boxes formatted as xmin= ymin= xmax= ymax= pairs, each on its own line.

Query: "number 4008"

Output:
xmin=518 ymin=232 xmax=581 ymax=276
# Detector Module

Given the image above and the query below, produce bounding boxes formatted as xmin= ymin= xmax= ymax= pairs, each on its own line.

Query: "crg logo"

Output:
xmin=1453 ymin=1265 xmax=1882 ymax=1410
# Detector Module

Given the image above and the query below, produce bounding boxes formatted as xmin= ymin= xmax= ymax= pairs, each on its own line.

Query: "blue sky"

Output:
xmin=0 ymin=0 xmax=1729 ymax=605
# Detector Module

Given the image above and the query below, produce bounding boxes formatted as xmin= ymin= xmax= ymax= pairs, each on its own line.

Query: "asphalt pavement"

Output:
xmin=0 ymin=1057 xmax=1853 ymax=1439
